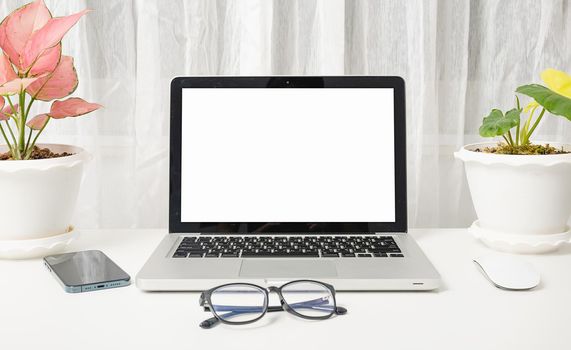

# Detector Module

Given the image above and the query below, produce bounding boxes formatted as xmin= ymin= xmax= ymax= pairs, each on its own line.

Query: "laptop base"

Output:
xmin=136 ymin=233 xmax=441 ymax=291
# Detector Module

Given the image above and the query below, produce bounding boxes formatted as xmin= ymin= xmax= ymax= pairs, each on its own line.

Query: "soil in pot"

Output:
xmin=474 ymin=143 xmax=569 ymax=155
xmin=0 ymin=146 xmax=74 ymax=160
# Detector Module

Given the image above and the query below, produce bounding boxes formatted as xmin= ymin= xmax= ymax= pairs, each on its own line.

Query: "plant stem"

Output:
xmin=502 ymin=135 xmax=511 ymax=146
xmin=6 ymin=96 xmax=18 ymax=128
xmin=515 ymin=119 xmax=520 ymax=146
xmin=24 ymin=117 xmax=50 ymax=159
xmin=507 ymin=130 xmax=515 ymax=146
xmin=22 ymin=97 xmax=37 ymax=156
xmin=5 ymin=121 xmax=21 ymax=159
xmin=5 ymin=120 xmax=17 ymax=145
xmin=520 ymin=108 xmax=535 ymax=145
xmin=525 ymin=108 xmax=545 ymax=144
xmin=18 ymin=91 xmax=26 ymax=155
xmin=0 ymin=123 xmax=14 ymax=156
xmin=514 ymin=95 xmax=521 ymax=146
xmin=25 ymin=97 xmax=35 ymax=122
xmin=24 ymin=126 xmax=33 ymax=153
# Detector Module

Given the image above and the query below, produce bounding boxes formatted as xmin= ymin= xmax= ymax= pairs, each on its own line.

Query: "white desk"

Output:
xmin=1 ymin=229 xmax=570 ymax=350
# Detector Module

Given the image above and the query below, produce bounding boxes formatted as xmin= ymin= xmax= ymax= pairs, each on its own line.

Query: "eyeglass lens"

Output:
xmin=281 ymin=281 xmax=336 ymax=318
xmin=210 ymin=284 xmax=268 ymax=323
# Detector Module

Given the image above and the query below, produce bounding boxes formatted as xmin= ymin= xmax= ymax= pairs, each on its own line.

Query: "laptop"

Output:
xmin=136 ymin=76 xmax=441 ymax=291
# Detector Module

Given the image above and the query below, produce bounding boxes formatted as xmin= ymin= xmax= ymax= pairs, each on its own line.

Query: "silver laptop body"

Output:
xmin=136 ymin=76 xmax=441 ymax=291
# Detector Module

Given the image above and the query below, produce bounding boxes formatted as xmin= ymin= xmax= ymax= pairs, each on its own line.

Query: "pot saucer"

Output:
xmin=470 ymin=220 xmax=571 ymax=254
xmin=0 ymin=226 xmax=77 ymax=259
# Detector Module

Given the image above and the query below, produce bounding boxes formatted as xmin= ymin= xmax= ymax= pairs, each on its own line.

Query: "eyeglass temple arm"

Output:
xmin=280 ymin=299 xmax=347 ymax=315
xmin=200 ymin=316 xmax=221 ymax=329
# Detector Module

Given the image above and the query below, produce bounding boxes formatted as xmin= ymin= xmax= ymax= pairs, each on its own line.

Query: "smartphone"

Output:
xmin=43 ymin=250 xmax=131 ymax=293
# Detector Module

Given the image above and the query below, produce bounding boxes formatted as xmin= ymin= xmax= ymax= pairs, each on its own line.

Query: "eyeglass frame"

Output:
xmin=199 ymin=279 xmax=347 ymax=328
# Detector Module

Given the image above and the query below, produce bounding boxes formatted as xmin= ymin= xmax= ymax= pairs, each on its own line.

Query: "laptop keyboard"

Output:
xmin=172 ymin=235 xmax=403 ymax=258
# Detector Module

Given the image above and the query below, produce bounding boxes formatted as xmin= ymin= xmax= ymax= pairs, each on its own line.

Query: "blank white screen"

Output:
xmin=181 ymin=88 xmax=395 ymax=222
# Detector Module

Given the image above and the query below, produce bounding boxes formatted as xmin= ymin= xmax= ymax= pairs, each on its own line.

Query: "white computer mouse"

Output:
xmin=473 ymin=254 xmax=540 ymax=290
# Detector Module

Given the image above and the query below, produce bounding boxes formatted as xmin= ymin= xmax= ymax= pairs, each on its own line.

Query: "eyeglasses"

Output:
xmin=199 ymin=280 xmax=347 ymax=329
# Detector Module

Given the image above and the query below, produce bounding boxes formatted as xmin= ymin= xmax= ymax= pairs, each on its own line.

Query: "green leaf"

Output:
xmin=505 ymin=108 xmax=521 ymax=124
xmin=479 ymin=108 xmax=520 ymax=138
xmin=516 ymin=84 xmax=571 ymax=121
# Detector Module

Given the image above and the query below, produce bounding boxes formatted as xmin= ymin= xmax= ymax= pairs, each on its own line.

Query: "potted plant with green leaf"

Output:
xmin=455 ymin=69 xmax=571 ymax=253
xmin=0 ymin=0 xmax=101 ymax=258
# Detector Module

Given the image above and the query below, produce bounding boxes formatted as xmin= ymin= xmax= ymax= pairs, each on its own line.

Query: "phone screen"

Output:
xmin=44 ymin=250 xmax=130 ymax=287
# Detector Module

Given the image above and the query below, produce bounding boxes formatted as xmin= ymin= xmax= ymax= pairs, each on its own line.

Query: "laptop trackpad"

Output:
xmin=239 ymin=260 xmax=337 ymax=278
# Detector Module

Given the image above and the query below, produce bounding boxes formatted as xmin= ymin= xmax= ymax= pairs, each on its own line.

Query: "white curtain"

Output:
xmin=1 ymin=0 xmax=570 ymax=229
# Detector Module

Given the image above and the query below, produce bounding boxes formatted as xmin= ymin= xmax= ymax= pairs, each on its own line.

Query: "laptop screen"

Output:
xmin=179 ymin=88 xmax=396 ymax=225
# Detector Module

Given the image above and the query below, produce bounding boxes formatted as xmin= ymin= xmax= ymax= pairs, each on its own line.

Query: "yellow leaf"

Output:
xmin=541 ymin=68 xmax=571 ymax=99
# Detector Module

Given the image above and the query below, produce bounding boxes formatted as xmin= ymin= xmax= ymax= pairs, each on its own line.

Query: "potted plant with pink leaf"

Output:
xmin=0 ymin=0 xmax=101 ymax=258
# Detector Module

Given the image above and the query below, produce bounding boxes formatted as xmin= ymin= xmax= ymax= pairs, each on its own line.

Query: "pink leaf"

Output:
xmin=22 ymin=9 xmax=90 ymax=71
xmin=0 ymin=52 xmax=17 ymax=85
xmin=26 ymin=113 xmax=49 ymax=130
xmin=49 ymin=97 xmax=101 ymax=119
xmin=27 ymin=55 xmax=77 ymax=101
xmin=5 ymin=1 xmax=51 ymax=57
xmin=0 ymin=98 xmax=5 ymax=118
xmin=0 ymin=19 xmax=20 ymax=67
xmin=0 ymin=101 xmax=18 ymax=121
xmin=28 ymin=43 xmax=60 ymax=76
xmin=0 ymin=77 xmax=38 ymax=96
xmin=0 ymin=0 xmax=52 ymax=67
xmin=0 ymin=0 xmax=51 ymax=70
xmin=1 ymin=102 xmax=18 ymax=115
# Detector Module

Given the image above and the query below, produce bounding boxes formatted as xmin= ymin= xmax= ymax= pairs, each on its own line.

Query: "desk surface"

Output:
xmin=1 ymin=229 xmax=570 ymax=350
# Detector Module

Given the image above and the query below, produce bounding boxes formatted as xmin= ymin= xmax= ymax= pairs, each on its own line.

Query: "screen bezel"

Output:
xmin=170 ymin=76 xmax=407 ymax=234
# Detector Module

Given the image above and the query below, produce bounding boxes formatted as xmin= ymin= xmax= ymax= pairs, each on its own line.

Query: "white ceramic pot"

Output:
xmin=0 ymin=144 xmax=90 ymax=241
xmin=455 ymin=142 xmax=571 ymax=253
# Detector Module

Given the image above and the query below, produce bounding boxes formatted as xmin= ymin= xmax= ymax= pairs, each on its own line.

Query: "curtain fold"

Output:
xmin=1 ymin=0 xmax=570 ymax=229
